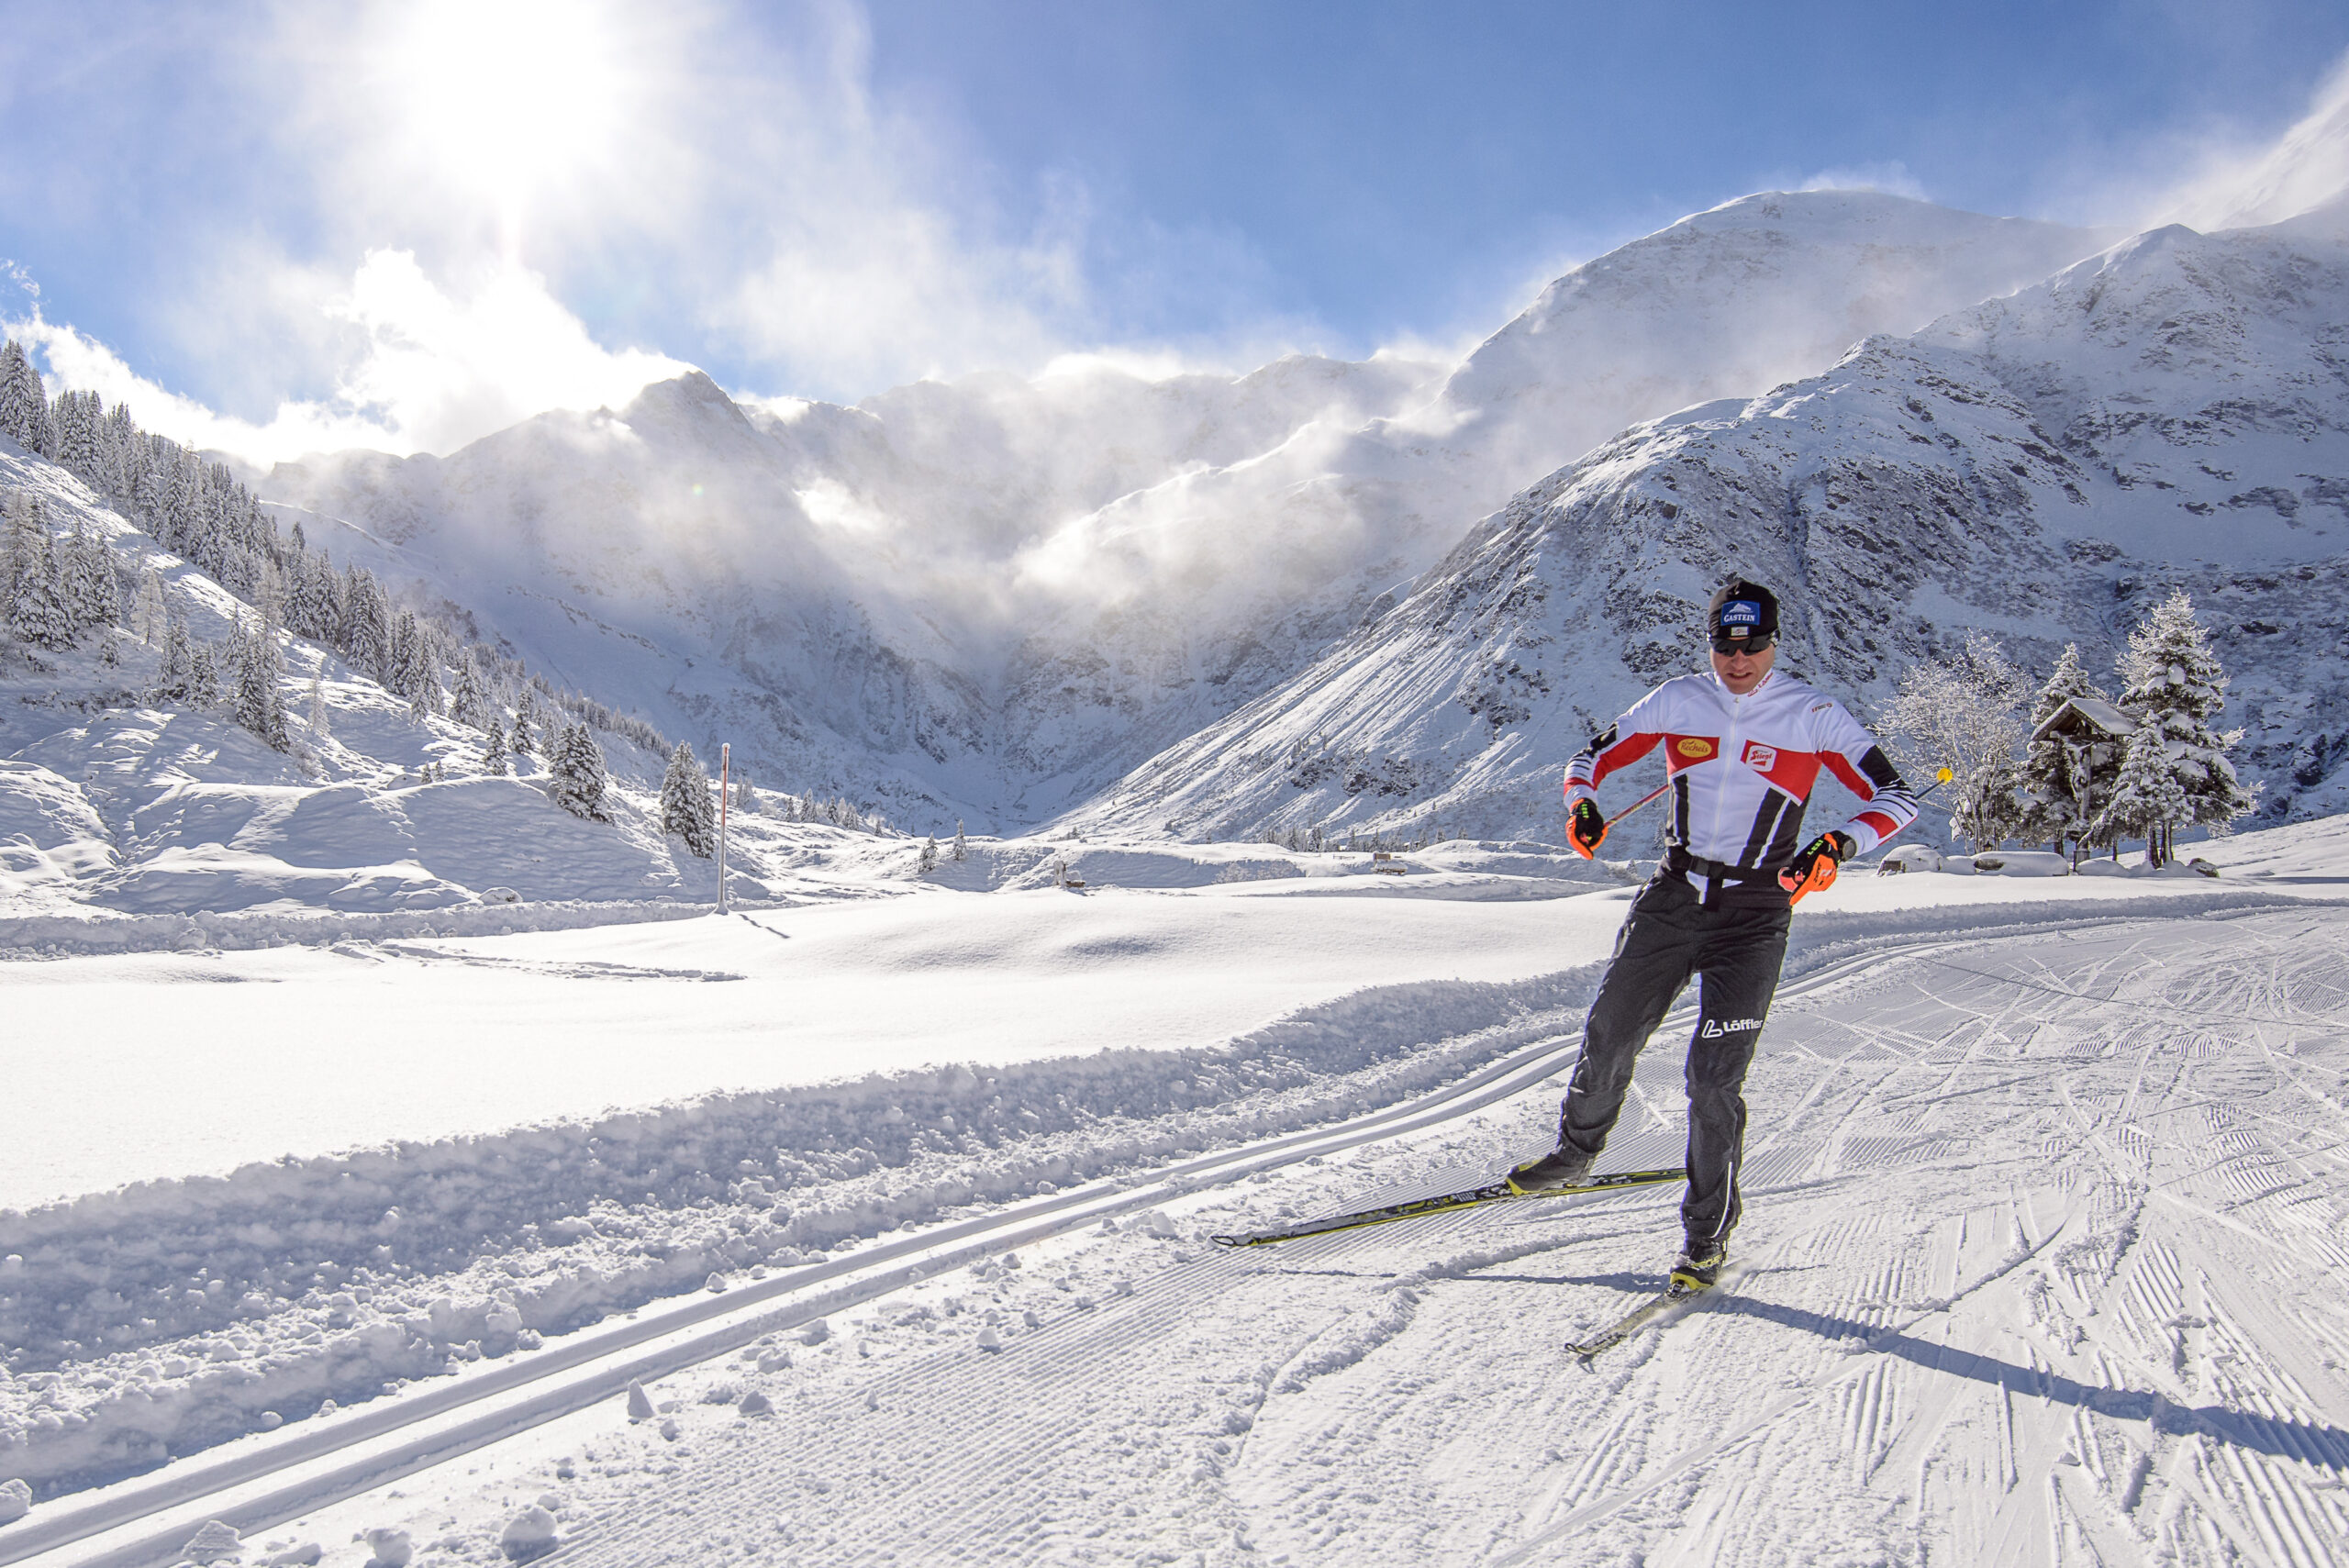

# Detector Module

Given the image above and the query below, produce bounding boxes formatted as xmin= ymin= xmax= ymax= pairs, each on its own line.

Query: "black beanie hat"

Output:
xmin=1706 ymin=578 xmax=1780 ymax=643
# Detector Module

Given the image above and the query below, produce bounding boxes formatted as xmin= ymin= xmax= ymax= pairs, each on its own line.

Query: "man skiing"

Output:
xmin=1507 ymin=578 xmax=1916 ymax=1294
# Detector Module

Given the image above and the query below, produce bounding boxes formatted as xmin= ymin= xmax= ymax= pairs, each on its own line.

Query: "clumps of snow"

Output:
xmin=1970 ymin=851 xmax=2070 ymax=877
xmin=0 ymin=1475 xmax=29 ymax=1523
xmin=497 ymin=1505 xmax=559 ymax=1562
xmin=362 ymin=1525 xmax=412 ymax=1567
xmin=179 ymin=1518 xmax=242 ymax=1563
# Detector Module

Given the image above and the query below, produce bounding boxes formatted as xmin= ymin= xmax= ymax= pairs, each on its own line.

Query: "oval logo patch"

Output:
xmin=1676 ymin=737 xmax=1714 ymax=758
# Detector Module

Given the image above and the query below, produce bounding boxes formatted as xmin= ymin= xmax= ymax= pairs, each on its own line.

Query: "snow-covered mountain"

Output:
xmin=1065 ymin=200 xmax=2349 ymax=843
xmin=255 ymin=193 xmax=2110 ymax=831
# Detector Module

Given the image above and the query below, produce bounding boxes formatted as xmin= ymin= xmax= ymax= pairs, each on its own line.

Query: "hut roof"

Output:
xmin=2031 ymin=695 xmax=2136 ymax=745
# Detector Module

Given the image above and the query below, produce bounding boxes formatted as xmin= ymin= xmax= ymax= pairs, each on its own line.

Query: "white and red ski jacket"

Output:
xmin=1566 ymin=669 xmax=1916 ymax=872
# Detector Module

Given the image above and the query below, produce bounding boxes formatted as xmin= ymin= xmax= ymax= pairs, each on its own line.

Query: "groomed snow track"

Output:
xmin=1 ymin=942 xmax=1895 ymax=1568
xmin=12 ymin=908 xmax=2349 ymax=1567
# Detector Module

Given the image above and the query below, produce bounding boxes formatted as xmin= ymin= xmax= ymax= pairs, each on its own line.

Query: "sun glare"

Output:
xmin=385 ymin=0 xmax=635 ymax=217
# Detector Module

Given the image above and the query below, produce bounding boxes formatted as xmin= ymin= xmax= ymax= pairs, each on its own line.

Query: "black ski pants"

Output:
xmin=1559 ymin=872 xmax=1792 ymax=1248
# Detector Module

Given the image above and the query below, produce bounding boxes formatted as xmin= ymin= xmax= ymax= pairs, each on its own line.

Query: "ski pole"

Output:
xmin=1865 ymin=767 xmax=1954 ymax=855
xmin=1605 ymin=780 xmax=1671 ymax=829
xmin=1564 ymin=780 xmax=1668 ymax=853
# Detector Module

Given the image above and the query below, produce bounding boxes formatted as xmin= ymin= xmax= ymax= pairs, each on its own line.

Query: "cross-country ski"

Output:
xmin=1210 ymin=1166 xmax=1687 ymax=1249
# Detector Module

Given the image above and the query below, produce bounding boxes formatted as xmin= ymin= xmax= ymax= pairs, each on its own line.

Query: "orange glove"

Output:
xmin=1567 ymin=799 xmax=1607 ymax=858
xmin=1779 ymin=831 xmax=1854 ymax=902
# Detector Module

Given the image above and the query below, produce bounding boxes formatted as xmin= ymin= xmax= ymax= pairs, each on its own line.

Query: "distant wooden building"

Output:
xmin=2030 ymin=695 xmax=2136 ymax=859
xmin=2029 ymin=695 xmax=2136 ymax=750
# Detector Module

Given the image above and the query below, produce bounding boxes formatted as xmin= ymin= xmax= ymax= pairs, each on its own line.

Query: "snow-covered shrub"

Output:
xmin=1882 ymin=629 xmax=2030 ymax=850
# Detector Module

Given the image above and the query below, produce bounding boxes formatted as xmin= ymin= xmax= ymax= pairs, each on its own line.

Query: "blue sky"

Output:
xmin=2 ymin=0 xmax=2345 ymax=458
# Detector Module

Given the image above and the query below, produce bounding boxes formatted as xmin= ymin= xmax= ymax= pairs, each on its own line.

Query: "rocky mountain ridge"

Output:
xmin=1063 ymin=200 xmax=2349 ymax=843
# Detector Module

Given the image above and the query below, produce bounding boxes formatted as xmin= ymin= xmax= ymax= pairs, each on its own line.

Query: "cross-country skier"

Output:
xmin=1505 ymin=578 xmax=1916 ymax=1293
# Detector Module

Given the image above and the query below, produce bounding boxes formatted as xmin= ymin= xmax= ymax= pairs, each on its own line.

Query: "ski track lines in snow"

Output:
xmin=507 ymin=913 xmax=2349 ymax=1568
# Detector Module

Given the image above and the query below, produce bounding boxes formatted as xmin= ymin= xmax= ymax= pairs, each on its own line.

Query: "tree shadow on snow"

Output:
xmin=1724 ymin=1297 xmax=2349 ymax=1469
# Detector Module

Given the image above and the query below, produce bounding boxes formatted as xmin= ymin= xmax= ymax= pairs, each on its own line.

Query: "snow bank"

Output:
xmin=0 ymin=960 xmax=1609 ymax=1494
xmin=0 ymin=898 xmax=716 ymax=959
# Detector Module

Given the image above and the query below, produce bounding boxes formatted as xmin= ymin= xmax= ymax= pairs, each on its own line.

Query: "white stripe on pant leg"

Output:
xmin=1713 ymin=1149 xmax=1736 ymax=1240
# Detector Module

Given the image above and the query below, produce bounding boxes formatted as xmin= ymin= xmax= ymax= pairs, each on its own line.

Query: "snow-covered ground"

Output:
xmin=4 ymin=820 xmax=2346 ymax=1566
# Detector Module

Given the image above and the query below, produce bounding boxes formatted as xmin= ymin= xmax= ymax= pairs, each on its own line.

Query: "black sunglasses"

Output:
xmin=1710 ymin=630 xmax=1776 ymax=656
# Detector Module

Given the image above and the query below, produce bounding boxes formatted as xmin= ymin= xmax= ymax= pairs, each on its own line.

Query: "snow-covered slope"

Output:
xmin=1066 ymin=202 xmax=2349 ymax=842
xmin=254 ymin=194 xmax=2110 ymax=832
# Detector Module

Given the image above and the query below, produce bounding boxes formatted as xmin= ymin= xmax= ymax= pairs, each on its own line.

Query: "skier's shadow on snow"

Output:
xmin=1729 ymin=1297 xmax=2349 ymax=1466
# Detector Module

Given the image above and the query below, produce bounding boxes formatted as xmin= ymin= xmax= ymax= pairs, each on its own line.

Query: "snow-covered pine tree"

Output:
xmin=401 ymin=619 xmax=441 ymax=719
xmin=65 ymin=517 xmax=117 ymax=632
xmin=481 ymin=720 xmax=509 ymax=775
xmin=154 ymin=612 xmax=194 ymax=700
xmin=130 ymin=439 xmax=170 ymax=525
xmin=287 ymin=551 xmax=335 ymax=642
xmin=340 ymin=568 xmax=387 ymax=679
xmin=660 ymin=741 xmax=718 ymax=857
xmin=1 ymin=491 xmax=38 ymax=604
xmin=952 ymin=821 xmax=966 ymax=862
xmin=234 ymin=622 xmax=289 ymax=751
xmin=548 ymin=722 xmax=609 ymax=821
xmin=53 ymin=390 xmax=102 ymax=483
xmin=8 ymin=515 xmax=75 ymax=649
xmin=450 ymin=656 xmax=491 ymax=731
xmin=306 ymin=671 xmax=330 ymax=739
xmin=2113 ymin=591 xmax=2257 ymax=861
xmin=2097 ymin=722 xmax=2190 ymax=863
xmin=510 ymin=686 xmax=538 ymax=758
xmin=187 ymin=641 xmax=221 ymax=708
xmin=161 ymin=452 xmax=202 ymax=558
xmin=918 ymin=835 xmax=939 ymax=873
xmin=388 ymin=610 xmax=416 ymax=692
xmin=100 ymin=402 xmax=136 ymax=507
xmin=734 ymin=771 xmax=760 ymax=815
xmin=0 ymin=340 xmax=54 ymax=456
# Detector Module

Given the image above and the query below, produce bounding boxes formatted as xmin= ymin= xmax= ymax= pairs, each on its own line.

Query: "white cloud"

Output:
xmin=12 ymin=0 xmax=1324 ymax=462
xmin=6 ymin=251 xmax=687 ymax=465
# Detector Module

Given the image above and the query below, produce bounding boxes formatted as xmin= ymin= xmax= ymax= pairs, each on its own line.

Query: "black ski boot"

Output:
xmin=1507 ymin=1143 xmax=1597 ymax=1194
xmin=1669 ymin=1240 xmax=1726 ymax=1293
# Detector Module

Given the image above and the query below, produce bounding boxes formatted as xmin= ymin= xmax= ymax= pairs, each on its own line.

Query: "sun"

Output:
xmin=383 ymin=0 xmax=636 ymax=219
